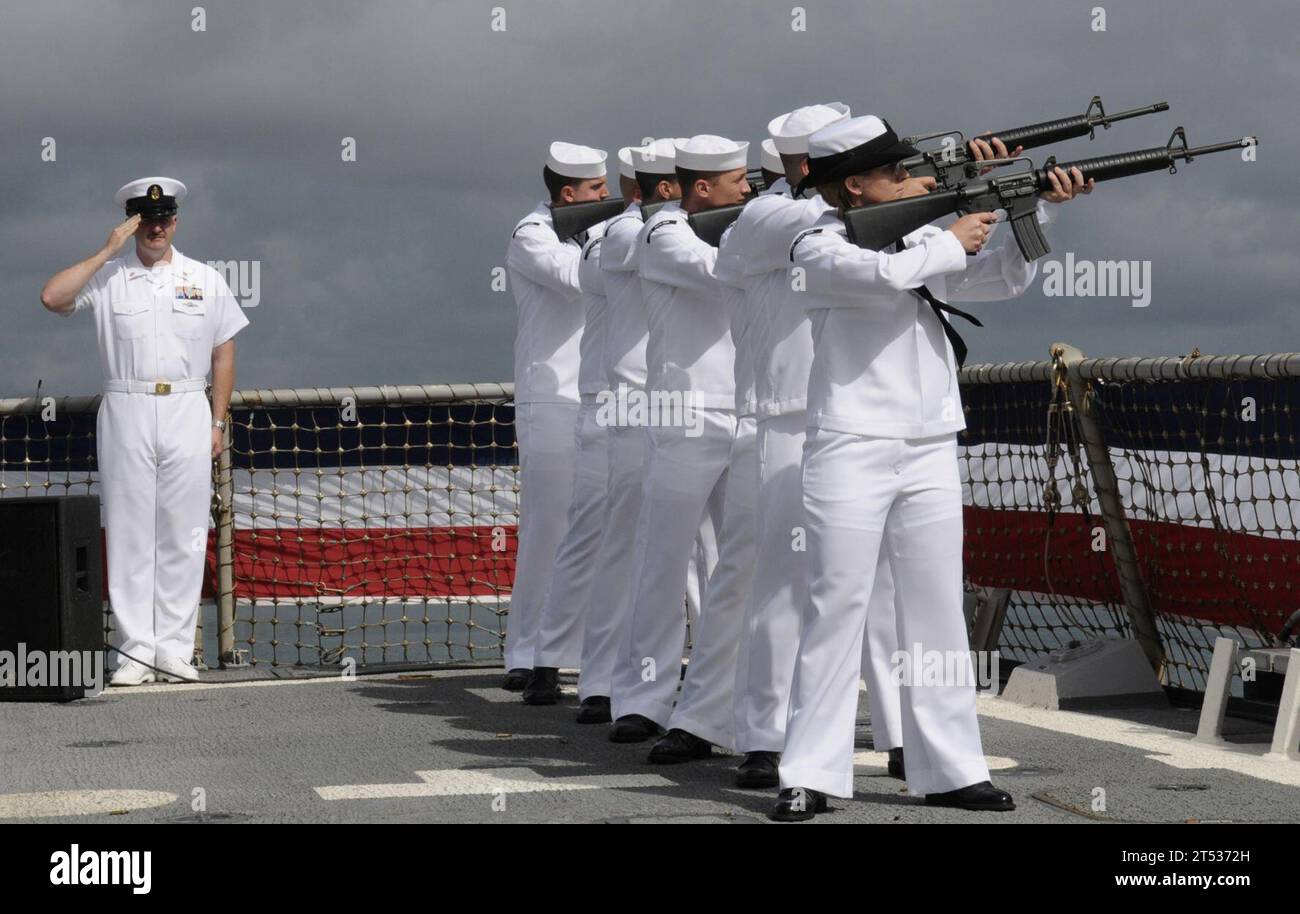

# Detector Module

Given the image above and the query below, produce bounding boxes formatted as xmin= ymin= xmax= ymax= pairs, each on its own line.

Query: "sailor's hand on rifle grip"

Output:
xmin=970 ymin=135 xmax=1024 ymax=175
xmin=949 ymin=212 xmax=999 ymax=254
xmin=901 ymin=176 xmax=937 ymax=198
xmin=1043 ymin=166 xmax=1094 ymax=203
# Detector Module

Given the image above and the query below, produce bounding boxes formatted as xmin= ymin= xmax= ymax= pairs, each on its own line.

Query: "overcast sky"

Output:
xmin=1 ymin=0 xmax=1293 ymax=397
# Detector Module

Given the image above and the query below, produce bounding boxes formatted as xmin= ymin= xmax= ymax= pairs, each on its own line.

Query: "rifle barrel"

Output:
xmin=1097 ymin=101 xmax=1170 ymax=125
xmin=977 ymin=99 xmax=1169 ymax=150
xmin=1184 ymin=137 xmax=1257 ymax=157
xmin=1042 ymin=135 xmax=1254 ymax=187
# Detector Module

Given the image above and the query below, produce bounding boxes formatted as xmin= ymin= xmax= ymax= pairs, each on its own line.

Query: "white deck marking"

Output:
xmin=315 ymin=767 xmax=673 ymax=801
xmin=977 ymin=694 xmax=1300 ymax=786
xmin=102 ymin=667 xmax=488 ymax=696
xmin=0 ymin=789 xmax=177 ymax=819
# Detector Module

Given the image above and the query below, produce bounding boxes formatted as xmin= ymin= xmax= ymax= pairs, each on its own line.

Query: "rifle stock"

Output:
xmin=842 ymin=190 xmax=963 ymax=251
xmin=687 ymin=202 xmax=747 ymax=247
xmin=550 ymin=197 xmax=627 ymax=241
xmin=640 ymin=199 xmax=669 ymax=221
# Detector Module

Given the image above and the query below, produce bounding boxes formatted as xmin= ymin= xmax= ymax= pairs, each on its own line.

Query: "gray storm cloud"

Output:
xmin=1 ymin=0 xmax=1293 ymax=397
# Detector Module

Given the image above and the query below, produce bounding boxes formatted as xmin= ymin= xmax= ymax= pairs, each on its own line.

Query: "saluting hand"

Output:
xmin=949 ymin=212 xmax=1000 ymax=254
xmin=102 ymin=215 xmax=142 ymax=256
xmin=1042 ymin=165 xmax=1095 ymax=203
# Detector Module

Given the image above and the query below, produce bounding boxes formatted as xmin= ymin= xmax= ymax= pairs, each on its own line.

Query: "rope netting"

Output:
xmin=3 ymin=356 xmax=1297 ymax=687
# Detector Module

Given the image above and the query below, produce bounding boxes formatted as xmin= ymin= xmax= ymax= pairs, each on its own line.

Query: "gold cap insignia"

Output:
xmin=149 ymin=184 xmax=162 ymax=200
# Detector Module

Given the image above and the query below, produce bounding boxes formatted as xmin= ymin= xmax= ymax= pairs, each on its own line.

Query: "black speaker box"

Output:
xmin=0 ymin=495 xmax=104 ymax=701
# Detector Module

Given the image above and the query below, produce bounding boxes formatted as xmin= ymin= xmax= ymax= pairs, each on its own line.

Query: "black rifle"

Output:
xmin=688 ymin=201 xmax=748 ymax=247
xmin=641 ymin=167 xmax=762 ymax=238
xmin=551 ymin=197 xmax=627 ymax=241
xmin=843 ymin=128 xmax=1256 ymax=261
xmin=902 ymin=96 xmax=1170 ymax=189
xmin=640 ymin=199 xmax=670 ymax=221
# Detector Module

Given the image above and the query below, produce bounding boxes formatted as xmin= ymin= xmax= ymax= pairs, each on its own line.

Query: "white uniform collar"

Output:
xmin=126 ymin=246 xmax=186 ymax=278
xmin=764 ymin=177 xmax=791 ymax=197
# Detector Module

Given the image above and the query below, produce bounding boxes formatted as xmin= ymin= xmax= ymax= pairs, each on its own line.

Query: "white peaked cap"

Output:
xmin=807 ymin=115 xmax=890 ymax=159
xmin=546 ymin=141 xmax=607 ymax=179
xmin=768 ymin=102 xmax=851 ymax=155
xmin=113 ymin=176 xmax=188 ymax=206
xmin=617 ymin=146 xmax=637 ymax=179
xmin=631 ymin=138 xmax=683 ymax=175
xmin=674 ymin=135 xmax=749 ymax=172
xmin=760 ymin=138 xmax=783 ymax=174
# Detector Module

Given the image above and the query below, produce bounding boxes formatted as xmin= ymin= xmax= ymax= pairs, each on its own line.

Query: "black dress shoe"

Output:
xmin=768 ymin=787 xmax=829 ymax=822
xmin=735 ymin=751 xmax=780 ymax=789
xmin=501 ymin=668 xmax=531 ymax=691
xmin=522 ymin=667 xmax=560 ymax=705
xmin=609 ymin=714 xmax=664 ymax=743
xmin=924 ymin=780 xmax=1015 ymax=811
xmin=575 ymin=696 xmax=611 ymax=724
xmin=887 ymin=747 xmax=906 ymax=780
xmin=647 ymin=728 xmax=713 ymax=764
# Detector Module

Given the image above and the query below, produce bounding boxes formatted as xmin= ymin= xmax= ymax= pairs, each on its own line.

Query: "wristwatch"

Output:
xmin=212 ymin=418 xmax=227 ymax=431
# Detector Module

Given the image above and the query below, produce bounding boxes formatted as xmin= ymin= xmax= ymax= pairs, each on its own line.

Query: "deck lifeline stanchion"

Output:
xmin=1050 ymin=342 xmax=1164 ymax=674
xmin=1194 ymin=637 xmax=1239 ymax=744
xmin=1267 ymin=649 xmax=1300 ymax=761
xmin=214 ymin=418 xmax=238 ymax=667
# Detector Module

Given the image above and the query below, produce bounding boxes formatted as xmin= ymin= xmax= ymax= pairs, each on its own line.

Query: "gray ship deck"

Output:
xmin=3 ymin=667 xmax=1297 ymax=824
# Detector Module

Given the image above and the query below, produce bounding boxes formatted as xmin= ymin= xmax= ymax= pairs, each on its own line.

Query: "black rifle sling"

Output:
xmin=893 ymin=241 xmax=983 ymax=369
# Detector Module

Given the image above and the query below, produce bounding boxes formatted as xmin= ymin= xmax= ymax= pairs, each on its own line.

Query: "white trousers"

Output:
xmin=735 ymin=412 xmax=902 ymax=753
xmin=610 ymin=408 xmax=735 ymax=725
xmin=533 ymin=400 xmax=610 ymax=669
xmin=578 ymin=425 xmax=717 ymax=701
xmin=98 ymin=390 xmax=212 ymax=666
xmin=577 ymin=425 xmax=646 ymax=700
xmin=779 ymin=429 xmax=988 ymax=799
xmin=505 ymin=401 xmax=579 ymax=671
xmin=668 ymin=415 xmax=758 ymax=749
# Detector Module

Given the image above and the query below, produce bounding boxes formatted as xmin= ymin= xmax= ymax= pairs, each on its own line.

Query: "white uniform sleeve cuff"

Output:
xmin=1035 ymin=198 xmax=1058 ymax=227
xmin=934 ymin=228 xmax=970 ymax=271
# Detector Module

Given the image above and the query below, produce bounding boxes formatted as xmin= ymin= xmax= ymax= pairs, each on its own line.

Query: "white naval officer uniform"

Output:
xmin=610 ymin=135 xmax=748 ymax=725
xmin=530 ymin=217 xmax=614 ymax=669
xmin=69 ymin=246 xmax=248 ymax=668
xmin=505 ymin=194 xmax=589 ymax=671
xmin=780 ymin=120 xmax=1056 ymax=798
xmin=572 ymin=201 xmax=720 ymax=701
xmin=575 ymin=200 xmax=648 ymax=700
xmin=731 ymin=183 xmax=904 ymax=756
xmin=727 ymin=105 xmax=904 ymax=758
xmin=662 ymin=214 xmax=759 ymax=749
xmin=577 ymin=142 xmax=717 ymax=703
